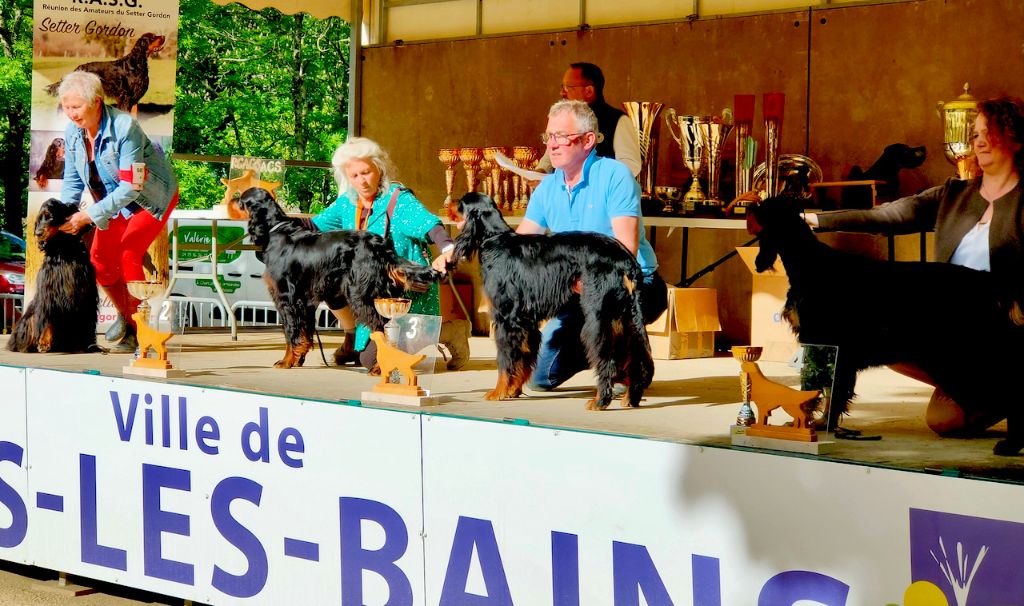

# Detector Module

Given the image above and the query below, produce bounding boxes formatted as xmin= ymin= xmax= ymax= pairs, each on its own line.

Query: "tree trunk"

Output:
xmin=2 ymin=106 xmax=28 ymax=233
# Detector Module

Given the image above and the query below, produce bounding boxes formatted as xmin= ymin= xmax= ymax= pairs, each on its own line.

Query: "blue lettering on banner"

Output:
xmin=613 ymin=541 xmax=675 ymax=606
xmin=80 ymin=454 xmax=127 ymax=570
xmin=340 ymin=497 xmax=413 ymax=606
xmin=142 ymin=464 xmax=194 ymax=585
xmin=241 ymin=407 xmax=305 ymax=468
xmin=440 ymin=516 xmax=513 ymax=605
xmin=758 ymin=570 xmax=849 ymax=605
xmin=111 ymin=391 xmax=222 ymax=454
xmin=0 ymin=442 xmax=27 ymax=548
xmin=551 ymin=531 xmax=580 ymax=606
xmin=211 ymin=476 xmax=268 ymax=598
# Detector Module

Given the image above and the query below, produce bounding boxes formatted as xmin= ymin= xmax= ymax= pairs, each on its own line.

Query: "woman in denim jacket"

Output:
xmin=57 ymin=71 xmax=178 ymax=352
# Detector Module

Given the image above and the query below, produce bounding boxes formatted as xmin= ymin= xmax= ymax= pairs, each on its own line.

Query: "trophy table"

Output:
xmin=360 ymin=298 xmax=440 ymax=406
xmin=122 ymin=281 xmax=186 ymax=378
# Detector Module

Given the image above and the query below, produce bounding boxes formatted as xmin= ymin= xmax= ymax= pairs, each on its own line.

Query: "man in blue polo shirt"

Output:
xmin=517 ymin=99 xmax=667 ymax=391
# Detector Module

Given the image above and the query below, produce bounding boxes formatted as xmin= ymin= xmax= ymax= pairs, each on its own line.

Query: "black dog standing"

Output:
xmin=236 ymin=187 xmax=442 ymax=369
xmin=449 ymin=193 xmax=654 ymax=410
xmin=748 ymin=196 xmax=1023 ymax=455
xmin=7 ymin=199 xmax=99 ymax=353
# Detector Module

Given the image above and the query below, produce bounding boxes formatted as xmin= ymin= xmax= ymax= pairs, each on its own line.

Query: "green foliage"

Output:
xmin=171 ymin=159 xmax=225 ymax=210
xmin=174 ymin=0 xmax=350 ymax=212
xmin=0 ymin=0 xmax=33 ymax=234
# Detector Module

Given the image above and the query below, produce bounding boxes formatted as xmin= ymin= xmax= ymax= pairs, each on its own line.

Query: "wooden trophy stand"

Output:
xmin=730 ymin=360 xmax=835 ymax=454
xmin=360 ymin=332 xmax=439 ymax=407
xmin=122 ymin=281 xmax=186 ymax=379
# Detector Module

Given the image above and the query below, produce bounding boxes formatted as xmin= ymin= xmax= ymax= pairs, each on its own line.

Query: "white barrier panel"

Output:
xmin=23 ymin=369 xmax=424 ymax=605
xmin=421 ymin=415 xmax=1024 ymax=606
xmin=0 ymin=366 xmax=30 ymax=565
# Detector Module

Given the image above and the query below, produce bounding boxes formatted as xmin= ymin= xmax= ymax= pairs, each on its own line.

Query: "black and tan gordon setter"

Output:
xmin=449 ymin=193 xmax=654 ymax=410
xmin=748 ymin=196 xmax=1023 ymax=455
xmin=237 ymin=187 xmax=442 ymax=369
xmin=7 ymin=199 xmax=99 ymax=354
xmin=46 ymin=33 xmax=166 ymax=112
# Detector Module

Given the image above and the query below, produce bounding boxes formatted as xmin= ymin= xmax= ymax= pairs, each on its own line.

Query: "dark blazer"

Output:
xmin=816 ymin=177 xmax=1023 ymax=320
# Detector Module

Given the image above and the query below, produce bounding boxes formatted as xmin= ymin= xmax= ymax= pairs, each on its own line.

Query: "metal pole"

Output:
xmin=347 ymin=0 xmax=363 ymax=137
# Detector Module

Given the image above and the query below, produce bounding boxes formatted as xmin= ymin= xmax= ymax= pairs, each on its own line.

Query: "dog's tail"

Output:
xmin=628 ymin=267 xmax=655 ymax=391
xmin=6 ymin=306 xmax=36 ymax=353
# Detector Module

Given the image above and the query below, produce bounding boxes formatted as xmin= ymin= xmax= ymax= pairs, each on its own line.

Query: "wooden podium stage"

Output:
xmin=2 ymin=329 xmax=1020 ymax=484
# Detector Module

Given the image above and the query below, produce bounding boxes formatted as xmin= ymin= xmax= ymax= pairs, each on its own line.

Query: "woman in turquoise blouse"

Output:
xmin=312 ymin=137 xmax=468 ymax=370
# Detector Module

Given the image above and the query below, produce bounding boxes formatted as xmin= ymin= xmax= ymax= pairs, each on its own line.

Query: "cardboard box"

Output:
xmin=646 ymin=287 xmax=721 ymax=359
xmin=736 ymin=247 xmax=799 ymax=362
xmin=440 ymin=281 xmax=473 ymax=322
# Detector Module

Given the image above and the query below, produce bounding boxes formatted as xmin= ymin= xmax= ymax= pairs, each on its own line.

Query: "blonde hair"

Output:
xmin=57 ymin=71 xmax=104 ymax=104
xmin=331 ymin=137 xmax=396 ymax=198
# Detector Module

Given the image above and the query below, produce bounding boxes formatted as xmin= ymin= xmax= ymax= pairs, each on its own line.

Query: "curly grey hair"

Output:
xmin=331 ymin=137 xmax=396 ymax=199
xmin=548 ymin=99 xmax=598 ymax=135
xmin=57 ymin=71 xmax=104 ymax=104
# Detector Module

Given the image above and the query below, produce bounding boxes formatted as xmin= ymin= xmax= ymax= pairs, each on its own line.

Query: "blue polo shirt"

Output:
xmin=526 ymin=150 xmax=658 ymax=274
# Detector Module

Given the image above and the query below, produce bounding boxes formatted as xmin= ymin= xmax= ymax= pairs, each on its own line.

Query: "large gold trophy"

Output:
xmin=698 ymin=109 xmax=734 ymax=210
xmin=937 ymin=83 xmax=979 ymax=180
xmin=622 ymin=101 xmax=664 ymax=200
xmin=438 ymin=148 xmax=461 ymax=208
xmin=665 ymin=110 xmax=705 ymax=214
xmin=459 ymin=148 xmax=483 ymax=194
xmin=123 ymin=281 xmax=185 ymax=378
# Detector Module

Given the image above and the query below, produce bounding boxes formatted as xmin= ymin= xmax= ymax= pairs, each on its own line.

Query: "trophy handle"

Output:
xmin=665 ymin=108 xmax=683 ymax=146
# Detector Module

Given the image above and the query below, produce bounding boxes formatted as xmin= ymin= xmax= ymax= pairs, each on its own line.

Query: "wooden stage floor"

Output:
xmin=3 ymin=330 xmax=1022 ymax=483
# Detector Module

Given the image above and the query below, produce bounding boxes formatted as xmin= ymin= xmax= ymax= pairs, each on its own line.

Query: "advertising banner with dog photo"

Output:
xmin=27 ymin=0 xmax=180 ymax=327
xmin=0 ymin=367 xmax=33 ymax=566
xmin=22 ymin=370 xmax=426 ymax=605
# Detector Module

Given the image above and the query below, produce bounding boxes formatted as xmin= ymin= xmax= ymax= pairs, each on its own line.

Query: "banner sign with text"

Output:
xmin=17 ymin=369 xmax=424 ymax=605
xmin=2 ymin=368 xmax=1024 ymax=604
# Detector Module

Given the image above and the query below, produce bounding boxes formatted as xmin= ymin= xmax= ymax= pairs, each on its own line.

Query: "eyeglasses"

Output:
xmin=560 ymin=83 xmax=589 ymax=93
xmin=541 ymin=132 xmax=587 ymax=145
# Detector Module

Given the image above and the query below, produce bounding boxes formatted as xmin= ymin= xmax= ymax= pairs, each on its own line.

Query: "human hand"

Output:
xmin=59 ymin=211 xmax=93 ymax=234
xmin=431 ymin=249 xmax=454 ymax=274
xmin=802 ymin=212 xmax=819 ymax=228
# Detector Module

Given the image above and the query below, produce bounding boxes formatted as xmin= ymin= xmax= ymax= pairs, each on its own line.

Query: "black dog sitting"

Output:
xmin=449 ymin=193 xmax=654 ymax=410
xmin=236 ymin=187 xmax=442 ymax=369
xmin=841 ymin=143 xmax=927 ymax=208
xmin=7 ymin=199 xmax=99 ymax=353
xmin=747 ymin=196 xmax=1023 ymax=455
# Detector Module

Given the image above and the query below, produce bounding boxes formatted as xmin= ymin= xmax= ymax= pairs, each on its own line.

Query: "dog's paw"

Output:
xmin=994 ymin=439 xmax=1024 ymax=457
xmin=485 ymin=387 xmax=520 ymax=401
xmin=273 ymin=359 xmax=295 ymax=369
xmin=585 ymin=396 xmax=610 ymax=411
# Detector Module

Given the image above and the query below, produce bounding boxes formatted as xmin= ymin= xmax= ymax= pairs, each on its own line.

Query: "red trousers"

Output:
xmin=91 ymin=191 xmax=178 ymax=286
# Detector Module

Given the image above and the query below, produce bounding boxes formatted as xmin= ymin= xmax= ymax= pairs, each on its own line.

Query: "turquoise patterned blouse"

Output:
xmin=312 ymin=183 xmax=442 ymax=350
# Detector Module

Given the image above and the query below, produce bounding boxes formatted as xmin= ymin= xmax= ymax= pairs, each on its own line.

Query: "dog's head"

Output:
xmin=450 ymin=192 xmax=508 ymax=265
xmin=34 ymin=198 xmax=81 ymax=248
xmin=135 ymin=33 xmax=167 ymax=57
xmin=746 ymin=195 xmax=811 ymax=273
xmin=237 ymin=187 xmax=287 ymax=247
xmin=878 ymin=143 xmax=927 ymax=171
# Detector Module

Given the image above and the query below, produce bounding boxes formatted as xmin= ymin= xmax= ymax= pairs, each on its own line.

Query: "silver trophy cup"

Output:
xmin=622 ymin=101 xmax=664 ymax=200
xmin=665 ymin=110 xmax=705 ymax=213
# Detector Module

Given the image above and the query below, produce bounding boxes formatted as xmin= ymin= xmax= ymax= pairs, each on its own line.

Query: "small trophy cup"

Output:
xmin=622 ymin=101 xmax=664 ymax=200
xmin=362 ymin=298 xmax=439 ymax=406
xmin=698 ymin=109 xmax=734 ymax=211
xmin=937 ymin=83 xmax=979 ymax=180
xmin=654 ymin=185 xmax=683 ymax=215
xmin=123 ymin=280 xmax=185 ymax=378
xmin=459 ymin=148 xmax=483 ymax=195
xmin=665 ymin=110 xmax=705 ymax=214
xmin=482 ymin=147 xmax=509 ymax=212
xmin=438 ymin=148 xmax=460 ymax=208
xmin=731 ymin=345 xmax=763 ymax=427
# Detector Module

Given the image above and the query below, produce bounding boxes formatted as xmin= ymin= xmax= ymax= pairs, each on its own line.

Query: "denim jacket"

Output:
xmin=61 ymin=104 xmax=178 ymax=230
